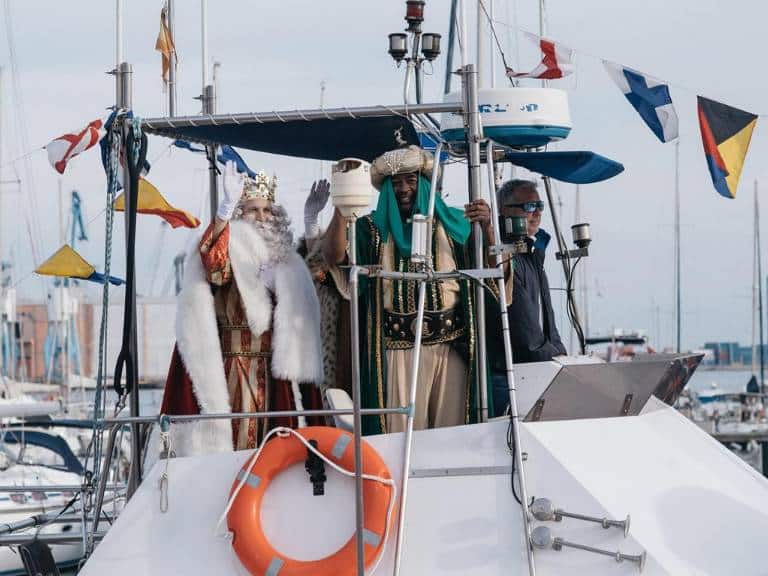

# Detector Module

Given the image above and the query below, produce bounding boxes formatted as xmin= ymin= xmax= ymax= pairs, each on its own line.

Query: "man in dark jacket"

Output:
xmin=490 ymin=179 xmax=566 ymax=416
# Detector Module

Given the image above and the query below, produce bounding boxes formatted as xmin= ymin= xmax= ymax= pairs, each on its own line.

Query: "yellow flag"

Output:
xmin=114 ymin=178 xmax=200 ymax=229
xmin=35 ymin=245 xmax=95 ymax=279
xmin=155 ymin=5 xmax=176 ymax=84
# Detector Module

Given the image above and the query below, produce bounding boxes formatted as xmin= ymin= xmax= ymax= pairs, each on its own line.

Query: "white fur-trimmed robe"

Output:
xmin=167 ymin=220 xmax=323 ymax=457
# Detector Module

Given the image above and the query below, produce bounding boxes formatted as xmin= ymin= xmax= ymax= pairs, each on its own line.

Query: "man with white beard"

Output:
xmin=159 ymin=162 xmax=324 ymax=456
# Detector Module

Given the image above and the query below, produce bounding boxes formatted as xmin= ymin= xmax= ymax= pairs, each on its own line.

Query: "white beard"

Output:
xmin=235 ymin=204 xmax=293 ymax=264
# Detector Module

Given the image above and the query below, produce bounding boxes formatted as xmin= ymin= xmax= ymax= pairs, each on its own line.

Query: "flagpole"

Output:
xmin=674 ymin=138 xmax=681 ymax=353
xmin=476 ymin=0 xmax=485 ymax=87
xmin=489 ymin=0 xmax=496 ymax=88
xmin=167 ymin=0 xmax=177 ymax=117
xmin=201 ymin=0 xmax=209 ymax=88
xmin=200 ymin=0 xmax=218 ymax=219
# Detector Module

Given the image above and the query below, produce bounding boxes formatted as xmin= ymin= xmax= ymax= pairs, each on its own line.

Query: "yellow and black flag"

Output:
xmin=697 ymin=96 xmax=757 ymax=199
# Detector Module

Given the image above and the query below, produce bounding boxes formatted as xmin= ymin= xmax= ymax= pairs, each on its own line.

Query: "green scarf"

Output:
xmin=372 ymin=176 xmax=470 ymax=256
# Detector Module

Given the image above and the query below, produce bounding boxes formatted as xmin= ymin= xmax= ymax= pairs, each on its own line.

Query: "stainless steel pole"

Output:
xmin=202 ymin=84 xmax=219 ymax=220
xmin=347 ymin=217 xmax=365 ymax=576
xmin=167 ymin=0 xmax=176 ymax=117
xmin=675 ymin=139 xmax=681 ymax=353
xmin=462 ymin=65 xmax=488 ymax=422
xmin=117 ymin=61 xmax=142 ymax=497
xmin=393 ymin=143 xmax=443 ymax=576
xmin=485 ymin=141 xmax=537 ymax=576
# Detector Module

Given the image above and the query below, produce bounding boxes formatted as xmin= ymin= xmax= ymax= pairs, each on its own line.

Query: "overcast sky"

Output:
xmin=0 ymin=0 xmax=763 ymax=352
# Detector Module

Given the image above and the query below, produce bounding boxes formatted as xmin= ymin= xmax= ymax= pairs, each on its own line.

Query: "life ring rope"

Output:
xmin=215 ymin=426 xmax=397 ymax=575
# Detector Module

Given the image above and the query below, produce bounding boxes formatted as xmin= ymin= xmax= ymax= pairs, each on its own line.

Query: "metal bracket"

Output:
xmin=555 ymin=247 xmax=589 ymax=261
xmin=621 ymin=394 xmax=634 ymax=416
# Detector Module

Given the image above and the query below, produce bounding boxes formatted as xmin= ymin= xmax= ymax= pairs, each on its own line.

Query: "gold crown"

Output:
xmin=240 ymin=170 xmax=277 ymax=203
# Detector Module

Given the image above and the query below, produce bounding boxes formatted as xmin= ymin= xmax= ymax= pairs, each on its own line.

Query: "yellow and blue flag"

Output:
xmin=36 ymin=245 xmax=123 ymax=285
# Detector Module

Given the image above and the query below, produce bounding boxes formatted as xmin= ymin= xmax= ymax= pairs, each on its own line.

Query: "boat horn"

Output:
xmin=530 ymin=497 xmax=630 ymax=537
xmin=530 ymin=526 xmax=646 ymax=572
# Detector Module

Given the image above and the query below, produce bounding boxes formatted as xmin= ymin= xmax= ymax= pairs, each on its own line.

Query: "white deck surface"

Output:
xmin=81 ymin=400 xmax=768 ymax=575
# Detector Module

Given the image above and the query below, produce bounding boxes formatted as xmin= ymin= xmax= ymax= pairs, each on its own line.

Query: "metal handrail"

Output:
xmin=140 ymin=102 xmax=462 ymax=131
xmin=98 ymin=406 xmax=409 ymax=426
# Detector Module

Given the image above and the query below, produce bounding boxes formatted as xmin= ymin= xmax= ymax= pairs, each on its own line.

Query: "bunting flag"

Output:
xmin=155 ymin=4 xmax=177 ymax=84
xmin=35 ymin=245 xmax=124 ymax=286
xmin=603 ymin=62 xmax=678 ymax=143
xmin=46 ymin=119 xmax=104 ymax=174
xmin=506 ymin=33 xmax=573 ymax=79
xmin=173 ymin=140 xmax=257 ymax=177
xmin=114 ymin=178 xmax=200 ymax=229
xmin=697 ymin=96 xmax=758 ymax=199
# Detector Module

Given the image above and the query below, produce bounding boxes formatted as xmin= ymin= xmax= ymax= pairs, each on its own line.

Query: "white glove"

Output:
xmin=303 ymin=179 xmax=330 ymax=238
xmin=217 ymin=161 xmax=242 ymax=221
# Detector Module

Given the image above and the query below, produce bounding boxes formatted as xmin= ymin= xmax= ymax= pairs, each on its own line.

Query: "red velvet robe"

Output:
xmin=160 ymin=223 xmax=322 ymax=450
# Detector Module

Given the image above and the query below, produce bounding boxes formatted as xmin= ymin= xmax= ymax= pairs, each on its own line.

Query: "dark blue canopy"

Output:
xmin=149 ymin=116 xmax=420 ymax=163
xmin=2 ymin=430 xmax=84 ymax=475
xmin=503 ymin=151 xmax=624 ymax=184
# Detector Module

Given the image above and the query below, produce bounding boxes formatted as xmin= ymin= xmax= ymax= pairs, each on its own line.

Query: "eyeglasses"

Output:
xmin=506 ymin=201 xmax=545 ymax=213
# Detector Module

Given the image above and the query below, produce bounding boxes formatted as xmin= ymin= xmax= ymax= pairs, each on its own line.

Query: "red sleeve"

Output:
xmin=199 ymin=222 xmax=232 ymax=285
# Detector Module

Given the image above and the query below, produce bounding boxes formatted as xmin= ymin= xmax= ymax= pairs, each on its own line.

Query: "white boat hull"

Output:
xmin=80 ymin=397 xmax=768 ymax=575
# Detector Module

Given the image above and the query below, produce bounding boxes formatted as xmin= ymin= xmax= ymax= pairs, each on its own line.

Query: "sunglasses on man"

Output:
xmin=506 ymin=200 xmax=546 ymax=213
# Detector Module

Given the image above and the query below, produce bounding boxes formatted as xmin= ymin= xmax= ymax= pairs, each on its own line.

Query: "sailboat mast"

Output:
xmin=167 ymin=0 xmax=177 ymax=117
xmin=753 ymin=185 xmax=758 ymax=375
xmin=674 ymin=139 xmax=681 ymax=352
xmin=443 ymin=0 xmax=458 ymax=94
xmin=757 ymin=180 xmax=765 ymax=390
xmin=200 ymin=0 xmax=219 ymax=219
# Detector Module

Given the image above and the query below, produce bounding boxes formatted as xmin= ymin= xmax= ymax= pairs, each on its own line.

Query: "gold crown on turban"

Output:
xmin=240 ymin=170 xmax=277 ymax=203
xmin=370 ymin=145 xmax=435 ymax=190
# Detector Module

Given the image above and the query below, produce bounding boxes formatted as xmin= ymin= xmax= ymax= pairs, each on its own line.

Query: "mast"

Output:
xmin=116 ymin=0 xmax=142 ymax=495
xmin=201 ymin=0 xmax=218 ymax=220
xmin=167 ymin=0 xmax=177 ymax=117
xmin=443 ymin=0 xmax=458 ymax=94
xmin=674 ymin=139 xmax=681 ymax=353
xmin=476 ymin=0 xmax=485 ymax=87
xmin=753 ymin=184 xmax=759 ymax=375
xmin=757 ymin=180 xmax=765 ymax=390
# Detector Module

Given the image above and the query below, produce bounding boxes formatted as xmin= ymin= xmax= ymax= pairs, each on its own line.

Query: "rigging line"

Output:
xmin=476 ymin=0 xmax=512 ymax=72
xmin=0 ymin=146 xmax=44 ymax=171
xmin=490 ymin=17 xmax=768 ymax=116
xmin=3 ymin=2 xmax=45 ymax=282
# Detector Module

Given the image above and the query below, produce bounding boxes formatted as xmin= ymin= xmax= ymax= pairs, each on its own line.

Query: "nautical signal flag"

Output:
xmin=113 ymin=178 xmax=200 ymax=229
xmin=506 ymin=33 xmax=573 ymax=80
xmin=697 ymin=96 xmax=758 ymax=199
xmin=173 ymin=140 xmax=257 ymax=178
xmin=603 ymin=62 xmax=678 ymax=143
xmin=46 ymin=119 xmax=104 ymax=174
xmin=155 ymin=4 xmax=177 ymax=85
xmin=35 ymin=245 xmax=123 ymax=286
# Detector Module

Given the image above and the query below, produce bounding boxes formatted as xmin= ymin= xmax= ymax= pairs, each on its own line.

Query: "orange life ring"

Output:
xmin=227 ymin=426 xmax=395 ymax=576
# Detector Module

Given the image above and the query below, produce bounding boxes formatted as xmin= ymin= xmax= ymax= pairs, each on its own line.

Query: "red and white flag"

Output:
xmin=506 ymin=33 xmax=573 ymax=80
xmin=46 ymin=119 xmax=104 ymax=174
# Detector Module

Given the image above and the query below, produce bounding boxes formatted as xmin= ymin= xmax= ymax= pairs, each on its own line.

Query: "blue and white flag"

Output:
xmin=603 ymin=61 xmax=679 ymax=143
xmin=173 ymin=140 xmax=257 ymax=178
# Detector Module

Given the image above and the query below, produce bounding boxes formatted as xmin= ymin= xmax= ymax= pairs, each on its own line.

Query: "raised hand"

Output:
xmin=304 ymin=178 xmax=331 ymax=238
xmin=217 ymin=161 xmax=243 ymax=221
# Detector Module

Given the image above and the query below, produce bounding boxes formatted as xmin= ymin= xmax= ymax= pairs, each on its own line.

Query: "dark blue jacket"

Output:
xmin=487 ymin=229 xmax=566 ymax=369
